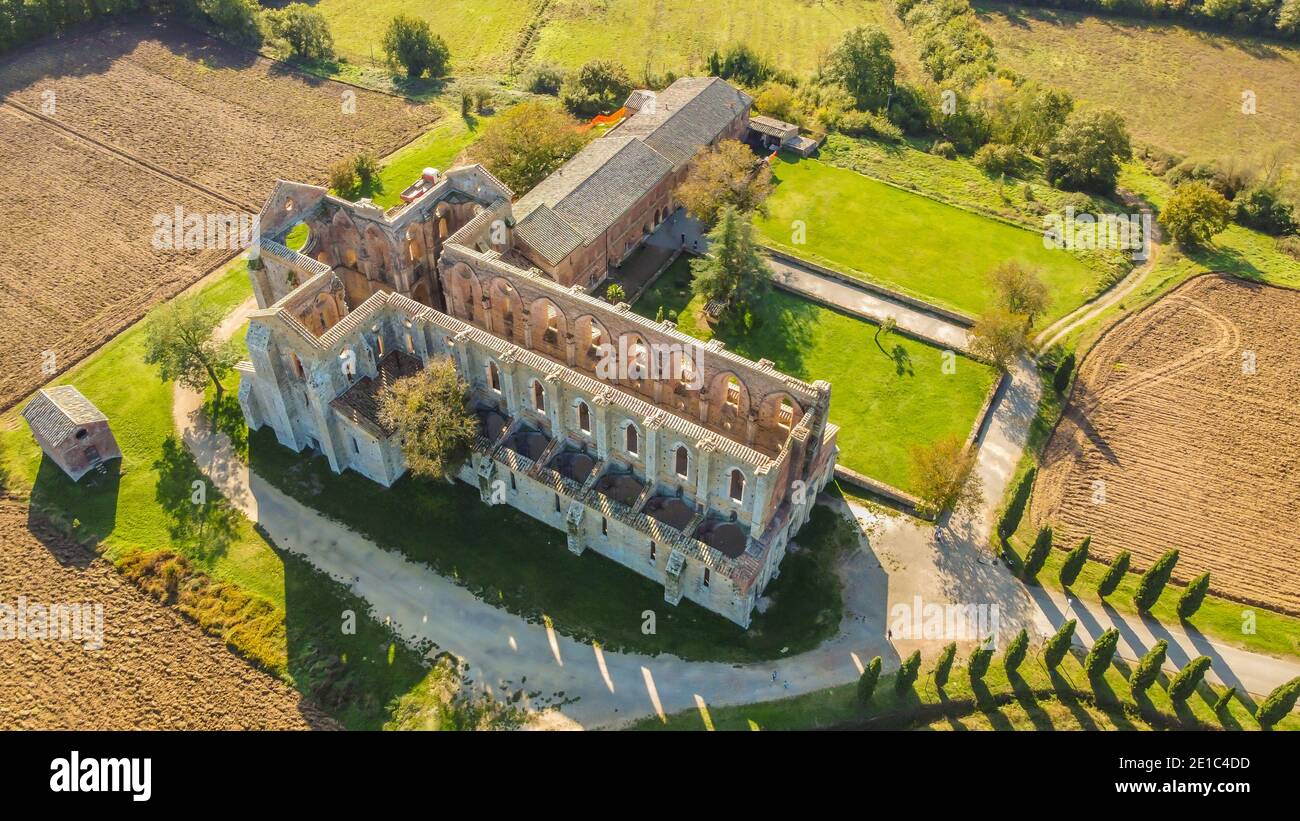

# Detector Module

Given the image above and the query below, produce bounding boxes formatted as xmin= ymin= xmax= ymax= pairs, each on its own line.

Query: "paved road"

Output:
xmin=767 ymin=255 xmax=972 ymax=353
xmin=176 ymin=291 xmax=1297 ymax=728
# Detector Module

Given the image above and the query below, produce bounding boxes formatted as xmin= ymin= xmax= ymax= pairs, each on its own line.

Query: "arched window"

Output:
xmin=778 ymin=397 xmax=795 ymax=431
xmin=675 ymin=446 xmax=688 ymax=478
xmin=488 ymin=361 xmax=501 ymax=392
xmin=578 ymin=402 xmax=591 ymax=434
xmin=725 ymin=377 xmax=742 ymax=409
xmin=533 ymin=380 xmax=545 ymax=412
xmin=729 ymin=469 xmax=745 ymax=502
xmin=625 ymin=424 xmax=639 ymax=456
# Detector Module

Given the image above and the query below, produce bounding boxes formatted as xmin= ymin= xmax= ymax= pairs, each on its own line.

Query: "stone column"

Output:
xmin=499 ymin=349 xmax=520 ymax=415
xmin=695 ymin=438 xmax=715 ymax=511
xmin=644 ymin=414 xmax=661 ymax=485
xmin=750 ymin=467 xmax=772 ymax=538
xmin=592 ymin=393 xmax=613 ymax=460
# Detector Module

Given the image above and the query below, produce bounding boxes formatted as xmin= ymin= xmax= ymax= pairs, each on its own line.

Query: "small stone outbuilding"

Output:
xmin=21 ymin=385 xmax=122 ymax=481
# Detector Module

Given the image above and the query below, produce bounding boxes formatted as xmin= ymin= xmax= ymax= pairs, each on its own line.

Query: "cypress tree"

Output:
xmin=968 ymin=643 xmax=993 ymax=682
xmin=857 ymin=656 xmax=882 ymax=707
xmin=1043 ymin=619 xmax=1077 ymax=670
xmin=1134 ymin=549 xmax=1180 ymax=612
xmin=895 ymin=650 xmax=921 ymax=694
xmin=1255 ymin=677 xmax=1300 ymax=729
xmin=1168 ymin=655 xmax=1212 ymax=702
xmin=1022 ymin=525 xmax=1053 ymax=579
xmin=1054 ymin=351 xmax=1076 ymax=394
xmin=1059 ymin=536 xmax=1091 ymax=587
xmin=1176 ymin=572 xmax=1211 ymax=620
xmin=1083 ymin=628 xmax=1120 ymax=679
xmin=933 ymin=642 xmax=957 ymax=688
xmin=1097 ymin=550 xmax=1131 ymax=597
xmin=1213 ymin=687 xmax=1236 ymax=714
xmin=1003 ymin=629 xmax=1029 ymax=675
xmin=1130 ymin=640 xmax=1168 ymax=693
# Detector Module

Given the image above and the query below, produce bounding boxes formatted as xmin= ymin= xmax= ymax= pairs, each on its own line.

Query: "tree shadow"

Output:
xmin=152 ymin=436 xmax=240 ymax=561
xmin=1049 ymin=667 xmax=1101 ymax=730
xmin=889 ymin=343 xmax=914 ymax=376
xmin=209 ymin=389 xmax=249 ymax=459
xmin=1007 ymin=671 xmax=1054 ymax=731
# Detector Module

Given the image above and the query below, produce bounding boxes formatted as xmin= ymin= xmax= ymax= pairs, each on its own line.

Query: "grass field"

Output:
xmin=632 ymin=644 xmax=1299 ymax=730
xmin=977 ymin=3 xmax=1300 ymax=201
xmin=0 ymin=261 xmax=475 ymax=729
xmin=756 ymin=154 xmax=1106 ymax=324
xmin=634 ymin=258 xmax=999 ymax=493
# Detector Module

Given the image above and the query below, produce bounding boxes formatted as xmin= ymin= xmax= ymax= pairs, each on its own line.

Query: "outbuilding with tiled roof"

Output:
xmin=21 ymin=385 xmax=122 ymax=481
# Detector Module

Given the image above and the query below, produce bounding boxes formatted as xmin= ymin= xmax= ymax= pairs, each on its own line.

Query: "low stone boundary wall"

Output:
xmin=763 ymin=246 xmax=976 ymax=328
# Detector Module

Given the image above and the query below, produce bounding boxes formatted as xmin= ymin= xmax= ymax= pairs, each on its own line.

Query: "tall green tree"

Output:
xmin=382 ymin=14 xmax=450 ymax=79
xmin=1043 ymin=619 xmax=1077 ymax=670
xmin=1003 ymin=628 xmax=1029 ymax=675
xmin=264 ymin=3 xmax=334 ymax=61
xmin=1177 ymin=572 xmax=1212 ymax=620
xmin=470 ymin=101 xmax=588 ymax=193
xmin=1083 ymin=628 xmax=1120 ymax=679
xmin=895 ymin=650 xmax=922 ymax=694
xmin=989 ymin=261 xmax=1050 ymax=326
xmin=1097 ymin=550 xmax=1130 ymax=598
xmin=1167 ymin=656 xmax=1212 ymax=702
xmin=908 ymin=435 xmax=983 ymax=520
xmin=1059 ymin=536 xmax=1090 ymax=587
xmin=1161 ymin=182 xmax=1231 ymax=247
xmin=968 ymin=642 xmax=994 ymax=683
xmin=378 ymin=357 xmax=478 ymax=483
xmin=933 ymin=642 xmax=957 ymax=688
xmin=676 ymin=139 xmax=773 ymax=226
xmin=1255 ymin=676 xmax=1300 ymax=729
xmin=143 ymin=298 xmax=240 ymax=399
xmin=1130 ymin=639 xmax=1168 ymax=693
xmin=1022 ymin=525 xmax=1053 ymax=579
xmin=1044 ymin=108 xmax=1132 ymax=194
xmin=689 ymin=207 xmax=771 ymax=312
xmin=857 ymin=656 xmax=882 ymax=706
xmin=560 ymin=59 xmax=632 ymax=117
xmin=825 ymin=25 xmax=896 ymax=112
xmin=1134 ymin=549 xmax=1179 ymax=613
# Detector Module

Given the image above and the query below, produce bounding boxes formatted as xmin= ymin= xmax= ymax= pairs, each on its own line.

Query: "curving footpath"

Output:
xmin=173 ymin=296 xmax=1297 ymax=728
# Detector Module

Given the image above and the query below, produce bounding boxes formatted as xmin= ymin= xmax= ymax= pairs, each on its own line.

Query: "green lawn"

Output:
xmin=633 ymin=644 xmax=1299 ymax=730
xmin=248 ymin=428 xmax=856 ymax=662
xmin=635 ymin=258 xmax=999 ymax=494
xmin=357 ymin=113 xmax=496 ymax=209
xmin=0 ymin=260 xmax=479 ymax=729
xmin=755 ymin=154 xmax=1107 ymax=324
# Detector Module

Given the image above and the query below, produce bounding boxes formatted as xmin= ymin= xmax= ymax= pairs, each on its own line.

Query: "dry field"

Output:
xmin=0 ymin=500 xmax=335 ymax=729
xmin=0 ymin=19 xmax=439 ymax=409
xmin=1035 ymin=275 xmax=1300 ymax=614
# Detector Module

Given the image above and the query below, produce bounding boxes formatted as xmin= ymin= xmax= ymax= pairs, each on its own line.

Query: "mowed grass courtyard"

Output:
xmin=635 ymin=258 xmax=999 ymax=495
xmin=755 ymin=155 xmax=1104 ymax=324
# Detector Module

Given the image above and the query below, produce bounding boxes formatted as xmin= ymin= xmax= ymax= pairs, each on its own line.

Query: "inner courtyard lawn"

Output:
xmin=755 ymin=155 xmax=1105 ymax=324
xmin=635 ymin=259 xmax=999 ymax=494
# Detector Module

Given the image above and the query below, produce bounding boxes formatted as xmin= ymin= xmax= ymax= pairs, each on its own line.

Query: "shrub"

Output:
xmin=1133 ymin=549 xmax=1179 ymax=612
xmin=199 ymin=0 xmax=264 ymax=47
xmin=1255 ymin=677 xmax=1300 ymax=729
xmin=835 ymin=109 xmax=903 ymax=142
xmin=930 ymin=140 xmax=957 ymax=159
xmin=1097 ymin=550 xmax=1130 ymax=598
xmin=933 ymin=642 xmax=957 ymax=688
xmin=1176 ymin=572 xmax=1211 ymax=620
xmin=381 ymin=14 xmax=450 ymax=79
xmin=1161 ymin=182 xmax=1231 ymax=247
xmin=887 ymin=83 xmax=934 ymax=136
xmin=1278 ymin=235 xmax=1300 ymax=260
xmin=604 ymin=283 xmax=626 ymax=304
xmin=895 ymin=650 xmax=922 ymax=694
xmin=521 ymin=63 xmax=566 ymax=95
xmin=1022 ymin=525 xmax=1053 ymax=579
xmin=1233 ymin=186 xmax=1298 ymax=235
xmin=328 ymin=158 xmax=359 ymax=196
xmin=1003 ymin=628 xmax=1029 ymax=674
xmin=1130 ymin=639 xmax=1167 ymax=693
xmin=706 ymin=43 xmax=777 ymax=87
xmin=1053 ymin=352 xmax=1075 ymax=395
xmin=857 ymin=656 xmax=882 ymax=706
xmin=997 ymin=467 xmax=1035 ymax=541
xmin=1043 ymin=619 xmax=1077 ymax=670
xmin=973 ymin=142 xmax=1030 ymax=177
xmin=1059 ymin=536 xmax=1090 ymax=587
xmin=1167 ymin=656 xmax=1212 ymax=702
xmin=968 ymin=643 xmax=993 ymax=682
xmin=1083 ymin=628 xmax=1119 ymax=678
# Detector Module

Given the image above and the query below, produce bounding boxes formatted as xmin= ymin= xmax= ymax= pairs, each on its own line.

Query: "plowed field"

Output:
xmin=1035 ymin=275 xmax=1300 ymax=614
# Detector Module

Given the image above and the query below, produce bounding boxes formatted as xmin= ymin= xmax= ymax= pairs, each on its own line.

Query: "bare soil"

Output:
xmin=0 ymin=500 xmax=336 ymax=729
xmin=1035 ymin=275 xmax=1300 ymax=614
xmin=0 ymin=19 xmax=440 ymax=409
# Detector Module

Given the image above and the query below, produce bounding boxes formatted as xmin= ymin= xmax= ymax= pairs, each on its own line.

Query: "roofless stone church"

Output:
xmin=237 ymin=77 xmax=838 ymax=627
